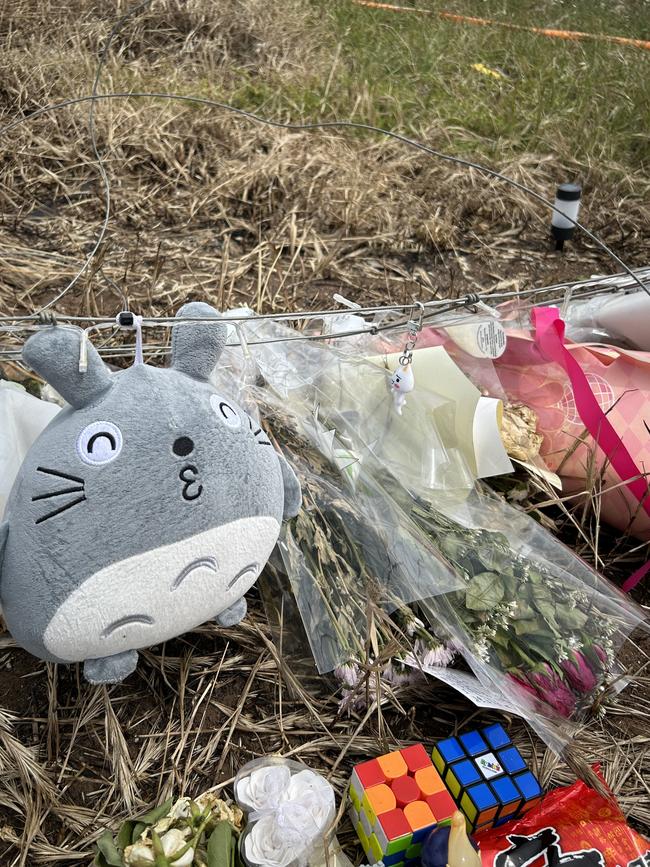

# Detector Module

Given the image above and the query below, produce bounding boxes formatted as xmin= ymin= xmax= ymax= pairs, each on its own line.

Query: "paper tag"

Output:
xmin=446 ymin=320 xmax=507 ymax=359
xmin=403 ymin=656 xmax=525 ymax=717
xmin=473 ymin=396 xmax=514 ymax=478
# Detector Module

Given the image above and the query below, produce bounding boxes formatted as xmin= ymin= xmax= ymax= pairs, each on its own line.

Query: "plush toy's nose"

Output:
xmin=173 ymin=436 xmax=194 ymax=456
xmin=179 ymin=464 xmax=202 ymax=501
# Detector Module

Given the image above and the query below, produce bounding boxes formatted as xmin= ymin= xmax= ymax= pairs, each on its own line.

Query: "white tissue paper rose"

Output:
xmin=237 ymin=764 xmax=336 ymax=867
xmin=286 ymin=770 xmax=335 ymax=831
xmin=236 ymin=764 xmax=292 ymax=813
xmin=244 ymin=813 xmax=299 ymax=867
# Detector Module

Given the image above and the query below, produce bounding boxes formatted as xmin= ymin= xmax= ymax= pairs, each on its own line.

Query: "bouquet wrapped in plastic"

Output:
xmin=216 ymin=311 xmax=646 ymax=752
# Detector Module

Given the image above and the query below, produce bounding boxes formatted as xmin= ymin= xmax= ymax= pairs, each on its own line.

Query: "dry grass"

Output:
xmin=1 ymin=1 xmax=649 ymax=864
xmin=1 ymin=609 xmax=649 ymax=865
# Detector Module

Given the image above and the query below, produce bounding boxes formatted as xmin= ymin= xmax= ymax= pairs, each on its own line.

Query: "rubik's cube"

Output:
xmin=348 ymin=744 xmax=457 ymax=867
xmin=432 ymin=724 xmax=543 ymax=833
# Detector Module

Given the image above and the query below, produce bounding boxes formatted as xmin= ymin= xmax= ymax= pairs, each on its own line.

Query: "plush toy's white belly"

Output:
xmin=43 ymin=516 xmax=280 ymax=662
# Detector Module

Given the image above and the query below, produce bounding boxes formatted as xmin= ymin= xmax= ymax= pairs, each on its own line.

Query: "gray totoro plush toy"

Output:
xmin=0 ymin=302 xmax=301 ymax=684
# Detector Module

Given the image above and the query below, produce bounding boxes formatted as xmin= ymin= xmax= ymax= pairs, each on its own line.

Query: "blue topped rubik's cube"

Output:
xmin=432 ymin=724 xmax=542 ymax=833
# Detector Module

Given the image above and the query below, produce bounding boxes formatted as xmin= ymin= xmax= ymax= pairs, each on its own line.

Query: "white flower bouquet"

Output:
xmin=93 ymin=791 xmax=244 ymax=867
xmin=234 ymin=758 xmax=337 ymax=867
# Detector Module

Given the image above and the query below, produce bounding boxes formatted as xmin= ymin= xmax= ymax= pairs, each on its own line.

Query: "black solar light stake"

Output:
xmin=551 ymin=182 xmax=582 ymax=251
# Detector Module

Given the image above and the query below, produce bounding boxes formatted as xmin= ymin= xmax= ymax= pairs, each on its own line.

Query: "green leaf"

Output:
xmin=513 ymin=619 xmax=539 ymax=636
xmin=139 ymin=799 xmax=174 ymax=826
xmin=117 ymin=821 xmax=135 ymax=851
xmin=557 ymin=607 xmax=588 ymax=630
xmin=208 ymin=820 xmax=234 ymax=867
xmin=95 ymin=831 xmax=124 ymax=867
xmin=132 ymin=823 xmax=147 ymax=843
xmin=152 ymin=830 xmax=165 ymax=858
xmin=500 ymin=571 xmax=519 ymax=597
xmin=512 ymin=601 xmax=536 ymax=620
xmin=465 ymin=572 xmax=505 ymax=611
xmin=525 ymin=634 xmax=558 ymax=663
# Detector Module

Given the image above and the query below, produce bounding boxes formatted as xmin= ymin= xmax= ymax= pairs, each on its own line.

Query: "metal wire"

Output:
xmin=2 ymin=91 xmax=649 ymax=302
xmin=0 ymin=265 xmax=647 ymax=333
xmin=0 ymin=299 xmax=466 ymax=361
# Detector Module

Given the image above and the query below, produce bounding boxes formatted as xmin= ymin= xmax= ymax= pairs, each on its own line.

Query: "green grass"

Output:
xmin=289 ymin=0 xmax=650 ymax=171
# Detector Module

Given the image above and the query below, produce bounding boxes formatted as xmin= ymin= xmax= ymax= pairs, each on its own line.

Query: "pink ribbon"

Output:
xmin=532 ymin=307 xmax=650 ymax=591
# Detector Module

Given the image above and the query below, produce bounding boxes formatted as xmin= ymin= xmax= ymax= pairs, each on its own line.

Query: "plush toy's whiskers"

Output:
xmin=32 ymin=467 xmax=87 ymax=523
xmin=32 ymin=485 xmax=85 ymax=502
xmin=36 ymin=466 xmax=85 ymax=484
xmin=248 ymin=417 xmax=272 ymax=446
xmin=34 ymin=495 xmax=87 ymax=525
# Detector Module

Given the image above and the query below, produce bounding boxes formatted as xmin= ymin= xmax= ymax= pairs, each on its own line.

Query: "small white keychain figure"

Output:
xmin=390 ymin=363 xmax=414 ymax=415
xmin=390 ymin=302 xmax=423 ymax=415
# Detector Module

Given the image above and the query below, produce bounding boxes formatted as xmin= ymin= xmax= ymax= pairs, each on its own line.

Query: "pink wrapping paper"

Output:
xmin=495 ymin=327 xmax=650 ymax=541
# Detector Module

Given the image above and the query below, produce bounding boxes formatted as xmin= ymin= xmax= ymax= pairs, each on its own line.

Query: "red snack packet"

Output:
xmin=476 ymin=774 xmax=649 ymax=867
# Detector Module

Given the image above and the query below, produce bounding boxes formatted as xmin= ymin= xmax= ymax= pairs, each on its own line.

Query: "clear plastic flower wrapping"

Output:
xmin=212 ymin=309 xmax=645 ymax=755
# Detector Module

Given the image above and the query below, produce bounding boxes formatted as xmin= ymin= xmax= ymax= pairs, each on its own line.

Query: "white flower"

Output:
xmin=238 ymin=766 xmax=335 ymax=867
xmin=159 ymin=829 xmax=194 ymax=866
xmin=420 ymin=645 xmax=455 ymax=669
xmin=244 ymin=813 xmax=298 ymax=867
xmin=124 ymin=841 xmax=155 ymax=866
xmin=169 ymin=797 xmax=192 ymax=820
xmin=236 ymin=765 xmax=291 ymax=813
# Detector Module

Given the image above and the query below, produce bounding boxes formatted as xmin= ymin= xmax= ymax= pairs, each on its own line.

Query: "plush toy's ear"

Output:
xmin=23 ymin=326 xmax=112 ymax=409
xmin=170 ymin=301 xmax=228 ymax=381
xmin=277 ymin=453 xmax=302 ymax=519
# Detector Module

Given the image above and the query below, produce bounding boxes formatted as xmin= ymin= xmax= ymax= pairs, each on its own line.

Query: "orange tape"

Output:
xmin=351 ymin=0 xmax=650 ymax=51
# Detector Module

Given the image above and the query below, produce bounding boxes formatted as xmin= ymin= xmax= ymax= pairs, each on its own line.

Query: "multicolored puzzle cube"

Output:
xmin=432 ymin=724 xmax=542 ymax=833
xmin=349 ymin=744 xmax=457 ymax=867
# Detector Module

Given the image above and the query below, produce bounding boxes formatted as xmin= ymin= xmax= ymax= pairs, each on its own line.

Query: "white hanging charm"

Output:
xmin=390 ymin=302 xmax=423 ymax=415
xmin=390 ymin=363 xmax=414 ymax=415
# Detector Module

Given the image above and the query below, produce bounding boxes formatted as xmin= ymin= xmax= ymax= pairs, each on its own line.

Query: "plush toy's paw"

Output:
xmin=84 ymin=649 xmax=138 ymax=684
xmin=215 ymin=597 xmax=247 ymax=627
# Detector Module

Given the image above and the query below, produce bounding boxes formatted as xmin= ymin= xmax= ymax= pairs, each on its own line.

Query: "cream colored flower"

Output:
xmin=160 ymin=828 xmax=195 ymax=866
xmin=195 ymin=792 xmax=244 ymax=833
xmin=152 ymin=816 xmax=174 ymax=835
xmin=124 ymin=841 xmax=155 ymax=866
xmin=169 ymin=797 xmax=193 ymax=820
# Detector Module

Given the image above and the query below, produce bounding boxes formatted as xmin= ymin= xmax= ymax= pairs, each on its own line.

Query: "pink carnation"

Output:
xmin=528 ymin=663 xmax=577 ymax=718
xmin=508 ymin=672 xmax=539 ymax=702
xmin=561 ymin=651 xmax=598 ymax=694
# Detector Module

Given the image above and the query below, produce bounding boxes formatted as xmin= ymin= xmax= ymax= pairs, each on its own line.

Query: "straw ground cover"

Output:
xmin=0 ymin=0 xmax=649 ymax=863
